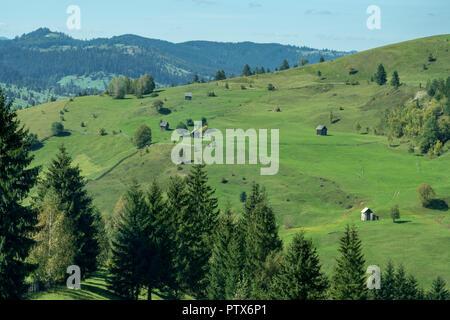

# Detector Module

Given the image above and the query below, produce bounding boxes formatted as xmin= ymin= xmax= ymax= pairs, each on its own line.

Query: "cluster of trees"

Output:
xmin=373 ymin=64 xmax=401 ymax=88
xmin=241 ymin=64 xmax=270 ymax=77
xmin=384 ymin=77 xmax=450 ymax=154
xmin=107 ymin=74 xmax=155 ymax=99
xmin=0 ymin=89 xmax=102 ymax=299
xmin=107 ymin=165 xmax=219 ymax=299
xmin=106 ymin=171 xmax=449 ymax=300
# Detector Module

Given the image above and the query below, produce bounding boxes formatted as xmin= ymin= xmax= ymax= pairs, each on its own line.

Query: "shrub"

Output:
xmin=267 ymin=83 xmax=275 ymax=91
xmin=186 ymin=119 xmax=194 ymax=127
xmin=153 ymin=100 xmax=164 ymax=112
xmin=98 ymin=128 xmax=107 ymax=136
xmin=51 ymin=122 xmax=64 ymax=136
xmin=81 ymin=122 xmax=86 ymax=127
xmin=207 ymin=91 xmax=216 ymax=97
xmin=241 ymin=85 xmax=247 ymax=90
xmin=417 ymin=183 xmax=436 ymax=207
xmin=134 ymin=125 xmax=152 ymax=149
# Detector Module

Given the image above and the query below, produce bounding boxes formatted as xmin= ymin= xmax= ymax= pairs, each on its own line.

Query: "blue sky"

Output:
xmin=0 ymin=0 xmax=449 ymax=51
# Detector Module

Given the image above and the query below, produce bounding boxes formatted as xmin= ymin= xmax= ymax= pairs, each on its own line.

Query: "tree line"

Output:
xmin=0 ymin=88 xmax=448 ymax=300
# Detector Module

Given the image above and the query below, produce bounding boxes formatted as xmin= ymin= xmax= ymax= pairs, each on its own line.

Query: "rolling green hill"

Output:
xmin=18 ymin=34 xmax=450 ymax=294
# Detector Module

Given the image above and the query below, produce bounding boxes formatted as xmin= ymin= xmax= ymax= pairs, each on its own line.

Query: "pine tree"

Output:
xmin=271 ymin=232 xmax=329 ymax=300
xmin=242 ymin=64 xmax=252 ymax=77
xmin=145 ymin=182 xmax=172 ymax=298
xmin=165 ymin=176 xmax=187 ymax=298
xmin=241 ymin=184 xmax=282 ymax=298
xmin=0 ymin=89 xmax=40 ymax=299
xmin=207 ymin=209 xmax=244 ymax=300
xmin=142 ymin=182 xmax=165 ymax=300
xmin=332 ymin=225 xmax=367 ymax=300
xmin=376 ymin=261 xmax=396 ymax=300
xmin=280 ymin=59 xmax=290 ymax=71
xmin=38 ymin=145 xmax=99 ymax=275
xmin=391 ymin=71 xmax=400 ymax=88
xmin=107 ymin=183 xmax=148 ymax=299
xmin=374 ymin=64 xmax=387 ymax=85
xmin=427 ymin=276 xmax=449 ymax=300
xmin=174 ymin=165 xmax=218 ymax=298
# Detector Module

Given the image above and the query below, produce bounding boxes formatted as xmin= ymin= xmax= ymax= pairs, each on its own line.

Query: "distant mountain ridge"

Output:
xmin=0 ymin=28 xmax=355 ymax=107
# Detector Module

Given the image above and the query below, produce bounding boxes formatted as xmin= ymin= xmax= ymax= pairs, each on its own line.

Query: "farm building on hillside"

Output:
xmin=361 ymin=207 xmax=379 ymax=221
xmin=185 ymin=92 xmax=192 ymax=101
xmin=316 ymin=125 xmax=328 ymax=136
xmin=160 ymin=121 xmax=169 ymax=131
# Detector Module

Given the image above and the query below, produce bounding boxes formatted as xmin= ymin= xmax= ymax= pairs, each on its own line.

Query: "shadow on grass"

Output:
xmin=81 ymin=283 xmax=122 ymax=300
xmin=56 ymin=131 xmax=71 ymax=137
xmin=158 ymin=108 xmax=172 ymax=115
xmin=394 ymin=220 xmax=411 ymax=224
xmin=429 ymin=199 xmax=449 ymax=211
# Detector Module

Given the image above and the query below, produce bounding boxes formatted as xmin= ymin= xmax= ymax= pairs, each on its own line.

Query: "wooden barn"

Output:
xmin=316 ymin=125 xmax=327 ymax=136
xmin=160 ymin=121 xmax=169 ymax=131
xmin=185 ymin=92 xmax=192 ymax=101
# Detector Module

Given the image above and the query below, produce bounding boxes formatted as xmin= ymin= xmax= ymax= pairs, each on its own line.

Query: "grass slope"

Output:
xmin=18 ymin=35 xmax=450 ymax=294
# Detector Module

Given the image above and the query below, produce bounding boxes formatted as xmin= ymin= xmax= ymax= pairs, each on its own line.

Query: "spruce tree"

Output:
xmin=38 ymin=145 xmax=99 ymax=275
xmin=174 ymin=164 xmax=218 ymax=298
xmin=427 ymin=276 xmax=449 ymax=300
xmin=280 ymin=59 xmax=290 ymax=71
xmin=207 ymin=209 xmax=244 ymax=300
xmin=144 ymin=181 xmax=171 ymax=300
xmin=242 ymin=64 xmax=252 ymax=77
xmin=376 ymin=261 xmax=396 ymax=300
xmin=107 ymin=183 xmax=148 ymax=299
xmin=0 ymin=89 xmax=39 ymax=299
xmin=374 ymin=64 xmax=387 ymax=85
xmin=241 ymin=184 xmax=282 ymax=298
xmin=391 ymin=71 xmax=400 ymax=88
xmin=332 ymin=225 xmax=367 ymax=300
xmin=142 ymin=182 xmax=165 ymax=300
xmin=271 ymin=232 xmax=329 ymax=300
xmin=165 ymin=176 xmax=187 ymax=298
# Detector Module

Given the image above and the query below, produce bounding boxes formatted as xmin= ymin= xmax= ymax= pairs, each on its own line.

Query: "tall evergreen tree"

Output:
xmin=174 ymin=164 xmax=218 ymax=298
xmin=374 ymin=64 xmax=387 ymax=85
xmin=165 ymin=176 xmax=187 ymax=298
xmin=391 ymin=71 xmax=400 ymax=88
xmin=207 ymin=209 xmax=244 ymax=300
xmin=37 ymin=145 xmax=99 ymax=275
xmin=280 ymin=59 xmax=290 ymax=71
xmin=240 ymin=184 xmax=282 ymax=298
xmin=107 ymin=183 xmax=148 ymax=299
xmin=332 ymin=225 xmax=367 ymax=300
xmin=376 ymin=261 xmax=396 ymax=300
xmin=242 ymin=64 xmax=252 ymax=77
xmin=427 ymin=276 xmax=449 ymax=300
xmin=271 ymin=232 xmax=329 ymax=300
xmin=0 ymin=89 xmax=39 ymax=299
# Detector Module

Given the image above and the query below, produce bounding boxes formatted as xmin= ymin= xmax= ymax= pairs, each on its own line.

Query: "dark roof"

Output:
xmin=316 ymin=125 xmax=327 ymax=130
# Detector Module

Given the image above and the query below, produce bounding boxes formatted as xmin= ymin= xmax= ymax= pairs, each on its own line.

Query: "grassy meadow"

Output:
xmin=19 ymin=35 xmax=450 ymax=297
